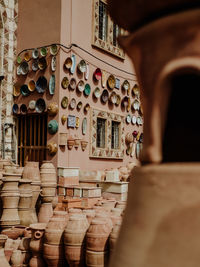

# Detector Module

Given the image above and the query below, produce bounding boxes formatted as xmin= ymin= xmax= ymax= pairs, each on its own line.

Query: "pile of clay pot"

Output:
xmin=0 ymin=198 xmax=125 ymax=267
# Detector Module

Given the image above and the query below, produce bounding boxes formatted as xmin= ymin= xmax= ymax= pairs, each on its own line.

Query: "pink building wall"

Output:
xmin=16 ymin=0 xmax=142 ymax=171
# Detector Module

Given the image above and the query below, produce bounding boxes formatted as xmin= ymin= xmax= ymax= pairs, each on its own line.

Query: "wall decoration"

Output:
xmin=126 ymin=114 xmax=131 ymax=124
xmin=84 ymin=103 xmax=90 ymax=113
xmin=77 ymin=101 xmax=83 ymax=111
xmin=93 ymin=87 xmax=101 ymax=98
xmin=47 ymin=141 xmax=58 ymax=155
xmin=115 ymin=94 xmax=121 ymax=106
xmin=110 ymin=91 xmax=117 ymax=104
xmin=101 ymin=89 xmax=109 ymax=103
xmin=122 ymin=80 xmax=130 ymax=91
xmin=47 ymin=102 xmax=58 ymax=116
xmin=12 ymin=104 xmax=19 ymax=114
xmin=69 ymin=78 xmax=77 ymax=90
xmin=38 ymin=57 xmax=47 ymax=70
xmin=93 ymin=68 xmax=102 ymax=81
xmin=70 ymin=54 xmax=76 ymax=74
xmin=84 ymin=84 xmax=91 ymax=96
xmin=77 ymin=80 xmax=85 ymax=92
xmin=61 ymin=115 xmax=67 ymax=125
xmin=67 ymin=115 xmax=76 ymax=128
xmin=78 ymin=60 xmax=87 ymax=73
xmin=20 ymin=85 xmax=30 ymax=96
xmin=76 ymin=117 xmax=80 ymax=128
xmin=107 ymin=74 xmax=116 ymax=90
xmin=61 ymin=96 xmax=68 ymax=109
xmin=20 ymin=104 xmax=28 ymax=115
xmin=28 ymin=80 xmax=36 ymax=92
xmin=50 ymin=44 xmax=58 ymax=56
xmin=48 ymin=120 xmax=58 ymax=134
xmin=20 ymin=61 xmax=29 ymax=75
xmin=69 ymin=98 xmax=76 ymax=110
xmin=36 ymin=76 xmax=47 ymax=93
xmin=67 ymin=136 xmax=75 ymax=150
xmin=49 ymin=75 xmax=56 ymax=95
xmin=132 ymin=115 xmax=137 ymax=125
xmin=132 ymin=84 xmax=140 ymax=97
xmin=82 ymin=118 xmax=87 ymax=135
xmin=81 ymin=140 xmax=88 ymax=151
xmin=90 ymin=108 xmax=125 ymax=159
xmin=85 ymin=64 xmax=90 ymax=80
xmin=115 ymin=78 xmax=120 ymax=89
xmin=132 ymin=99 xmax=140 ymax=111
xmin=28 ymin=100 xmax=36 ymax=110
xmin=59 ymin=133 xmax=68 ymax=146
xmin=24 ymin=52 xmax=31 ymax=62
xmin=51 ymin=56 xmax=56 ymax=72
xmin=61 ymin=77 xmax=69 ymax=89
xmin=32 ymin=49 xmax=39 ymax=59
xmin=35 ymin=98 xmax=46 ymax=113
xmin=13 ymin=84 xmax=21 ymax=97
xmin=32 ymin=59 xmax=39 ymax=71
xmin=101 ymin=70 xmax=107 ymax=88
xmin=64 ymin=57 xmax=73 ymax=69
xmin=40 ymin=47 xmax=48 ymax=57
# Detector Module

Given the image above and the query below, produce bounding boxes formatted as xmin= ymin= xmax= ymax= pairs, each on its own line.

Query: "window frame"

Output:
xmin=92 ymin=0 xmax=125 ymax=59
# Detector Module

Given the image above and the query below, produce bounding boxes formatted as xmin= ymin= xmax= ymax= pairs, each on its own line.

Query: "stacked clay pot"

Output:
xmin=86 ymin=219 xmax=111 ymax=267
xmin=64 ymin=213 xmax=88 ymax=266
xmin=38 ymin=161 xmax=57 ymax=223
xmin=0 ymin=234 xmax=11 ymax=267
xmin=29 ymin=223 xmax=46 ymax=267
xmin=18 ymin=237 xmax=31 ymax=267
xmin=43 ymin=211 xmax=68 ymax=267
xmin=101 ymin=199 xmax=116 ymax=212
xmin=22 ymin=162 xmax=41 ymax=224
xmin=10 ymin=249 xmax=23 ymax=267
xmin=18 ymin=179 xmax=32 ymax=226
xmin=109 ymin=221 xmax=122 ymax=255
xmin=82 ymin=209 xmax=95 ymax=225
xmin=0 ymin=173 xmax=20 ymax=229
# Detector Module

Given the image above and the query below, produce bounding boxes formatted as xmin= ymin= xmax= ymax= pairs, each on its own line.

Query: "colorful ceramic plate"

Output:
xmin=84 ymin=103 xmax=90 ymax=112
xmin=107 ymin=74 xmax=116 ymax=89
xmin=115 ymin=78 xmax=120 ymax=89
xmin=122 ymin=80 xmax=130 ymax=91
xmin=77 ymin=80 xmax=85 ymax=92
xmin=101 ymin=89 xmax=109 ymax=103
xmin=38 ymin=57 xmax=47 ymax=70
xmin=64 ymin=57 xmax=73 ymax=69
xmin=78 ymin=59 xmax=87 ymax=73
xmin=110 ymin=91 xmax=117 ymax=104
xmin=50 ymin=44 xmax=58 ymax=55
xmin=32 ymin=49 xmax=39 ymax=59
xmin=51 ymin=56 xmax=56 ymax=72
xmin=93 ymin=68 xmax=102 ymax=81
xmin=137 ymin=116 xmax=143 ymax=126
xmin=122 ymin=96 xmax=129 ymax=107
xmin=12 ymin=104 xmax=19 ymax=114
xmin=132 ymin=84 xmax=140 ymax=97
xmin=32 ymin=59 xmax=39 ymax=71
xmin=76 ymin=117 xmax=80 ymax=128
xmin=69 ymin=98 xmax=76 ymax=110
xmin=28 ymin=100 xmax=36 ymax=110
xmin=132 ymin=99 xmax=140 ymax=111
xmin=17 ymin=56 xmax=22 ymax=64
xmin=20 ymin=84 xmax=30 ymax=96
xmin=61 ymin=96 xmax=68 ymax=109
xmin=35 ymin=98 xmax=46 ymax=113
xmin=70 ymin=54 xmax=76 ymax=74
xmin=115 ymin=94 xmax=121 ymax=106
xmin=61 ymin=77 xmax=69 ymax=89
xmin=49 ymin=75 xmax=55 ymax=95
xmin=69 ymin=78 xmax=76 ymax=90
xmin=84 ymin=84 xmax=91 ymax=96
xmin=20 ymin=61 xmax=29 ymax=75
xmin=132 ymin=115 xmax=137 ymax=125
xmin=85 ymin=64 xmax=89 ymax=80
xmin=126 ymin=114 xmax=131 ymax=124
xmin=36 ymin=76 xmax=47 ymax=93
xmin=93 ymin=87 xmax=101 ymax=98
xmin=40 ymin=47 xmax=48 ymax=57
xmin=16 ymin=65 xmax=21 ymax=75
xmin=24 ymin=52 xmax=31 ymax=62
xmin=13 ymin=83 xmax=21 ymax=97
xmin=82 ymin=117 xmax=87 ymax=135
xmin=77 ymin=101 xmax=82 ymax=110
xmin=20 ymin=104 xmax=27 ymax=114
xmin=28 ymin=80 xmax=36 ymax=92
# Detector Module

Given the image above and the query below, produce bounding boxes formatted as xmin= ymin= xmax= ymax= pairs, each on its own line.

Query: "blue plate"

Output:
xmin=49 ymin=75 xmax=55 ymax=95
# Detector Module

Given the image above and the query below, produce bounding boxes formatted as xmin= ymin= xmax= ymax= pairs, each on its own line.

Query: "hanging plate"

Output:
xmin=64 ymin=57 xmax=73 ymax=69
xmin=20 ymin=61 xmax=29 ymax=75
xmin=49 ymin=75 xmax=56 ymax=95
xmin=32 ymin=59 xmax=39 ymax=72
xmin=69 ymin=98 xmax=76 ymax=110
xmin=76 ymin=117 xmax=80 ymax=128
xmin=77 ymin=59 xmax=87 ymax=73
xmin=36 ymin=76 xmax=47 ymax=93
xmin=82 ymin=117 xmax=87 ymax=135
xmin=77 ymin=80 xmax=85 ymax=92
xmin=70 ymin=54 xmax=76 ymax=74
xmin=32 ymin=49 xmax=39 ymax=59
xmin=84 ymin=84 xmax=91 ymax=96
xmin=61 ymin=77 xmax=69 ymax=89
xmin=13 ymin=83 xmax=21 ymax=97
xmin=51 ymin=56 xmax=56 ymax=72
xmin=85 ymin=64 xmax=89 ymax=80
xmin=61 ymin=96 xmax=68 ymax=109
xmin=126 ymin=114 xmax=131 ymax=124
xmin=101 ymin=70 xmax=107 ymax=88
xmin=50 ymin=44 xmax=58 ymax=55
xmin=132 ymin=115 xmax=137 ymax=125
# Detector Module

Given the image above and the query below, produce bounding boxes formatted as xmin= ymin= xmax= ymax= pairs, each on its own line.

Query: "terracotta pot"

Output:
xmin=82 ymin=210 xmax=95 ymax=225
xmin=86 ymin=219 xmax=110 ymax=252
xmin=115 ymin=201 xmax=126 ymax=210
xmin=4 ymin=248 xmax=13 ymax=263
xmin=64 ymin=245 xmax=84 ymax=267
xmin=95 ymin=213 xmax=113 ymax=231
xmin=14 ymin=167 xmax=24 ymax=175
xmin=80 ymin=140 xmax=88 ymax=151
xmin=38 ymin=203 xmax=53 ymax=223
xmin=101 ymin=200 xmax=116 ymax=212
xmin=40 ymin=161 xmax=56 ymax=184
xmin=125 ymin=133 xmax=134 ymax=144
xmin=109 ymin=221 xmax=122 ymax=252
xmin=61 ymin=115 xmax=67 ymax=125
xmin=111 ymin=208 xmax=123 ymax=217
xmin=0 ymin=236 xmax=10 ymax=267
xmin=4 ymin=165 xmax=17 ymax=174
xmin=0 ymin=234 xmax=8 ymax=249
xmin=10 ymin=249 xmax=23 ymax=267
xmin=67 ymin=137 xmax=74 ymax=150
xmin=59 ymin=133 xmax=68 ymax=146
xmin=86 ymin=250 xmax=108 ymax=267
xmin=21 ymin=250 xmax=31 ymax=265
xmin=74 ymin=139 xmax=81 ymax=149
xmin=1 ymin=177 xmax=20 ymax=191
xmin=47 ymin=102 xmax=59 ymax=116
xmin=1 ymin=192 xmax=20 ymax=209
xmin=41 ymin=183 xmax=57 ymax=197
xmin=110 ymin=215 xmax=122 ymax=226
xmin=43 ymin=243 xmax=65 ymax=267
xmin=18 ymin=237 xmax=31 ymax=251
xmin=22 ymin=162 xmax=40 ymax=182
xmin=64 ymin=214 xmax=88 ymax=246
xmin=30 ymin=181 xmax=41 ymax=224
xmin=0 ymin=208 xmax=20 ymax=229
xmin=18 ymin=210 xmax=32 ymax=227
xmin=1 ymin=227 xmax=21 ymax=240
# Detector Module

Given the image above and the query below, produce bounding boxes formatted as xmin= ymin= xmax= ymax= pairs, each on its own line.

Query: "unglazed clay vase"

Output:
xmin=95 ymin=213 xmax=113 ymax=231
xmin=0 ymin=234 xmax=11 ymax=267
xmin=30 ymin=181 xmax=41 ymax=224
xmin=22 ymin=162 xmax=40 ymax=182
xmin=10 ymin=249 xmax=23 ymax=267
xmin=86 ymin=219 xmax=110 ymax=252
xmin=109 ymin=221 xmax=122 ymax=254
xmin=82 ymin=209 xmax=95 ymax=225
xmin=101 ymin=200 xmax=116 ymax=212
xmin=86 ymin=250 xmax=108 ymax=267
xmin=40 ymin=161 xmax=56 ymax=184
xmin=43 ymin=243 xmax=66 ymax=267
xmin=29 ymin=223 xmax=46 ymax=267
xmin=38 ymin=203 xmax=53 ymax=223
xmin=64 ymin=245 xmax=84 ymax=267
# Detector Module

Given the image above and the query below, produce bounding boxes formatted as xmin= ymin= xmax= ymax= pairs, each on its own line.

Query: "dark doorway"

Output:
xmin=162 ymin=72 xmax=200 ymax=162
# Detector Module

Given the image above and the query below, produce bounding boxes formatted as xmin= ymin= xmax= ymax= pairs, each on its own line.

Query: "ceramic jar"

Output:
xmin=86 ymin=219 xmax=110 ymax=252
xmin=95 ymin=213 xmax=113 ymax=231
xmin=0 ymin=234 xmax=10 ymax=267
xmin=86 ymin=250 xmax=108 ymax=267
xmin=82 ymin=209 xmax=95 ymax=224
xmin=10 ymin=249 xmax=23 ymax=267
xmin=48 ymin=120 xmax=58 ymax=135
xmin=22 ymin=162 xmax=40 ymax=182
xmin=40 ymin=161 xmax=56 ymax=184
xmin=81 ymin=140 xmax=88 ymax=151
xmin=43 ymin=243 xmax=66 ymax=267
xmin=29 ymin=223 xmax=46 ymax=267
xmin=109 ymin=221 xmax=122 ymax=253
xmin=30 ymin=181 xmax=41 ymax=224
xmin=38 ymin=203 xmax=53 ymax=223
xmin=64 ymin=245 xmax=84 ymax=267
xmin=101 ymin=200 xmax=116 ymax=212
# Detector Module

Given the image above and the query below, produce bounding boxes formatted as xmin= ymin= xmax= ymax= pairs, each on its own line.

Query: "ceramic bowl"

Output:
xmin=122 ymin=80 xmax=130 ymax=91
xmin=101 ymin=89 xmax=109 ymax=103
xmin=35 ymin=98 xmax=46 ymax=113
xmin=69 ymin=98 xmax=76 ymax=110
xmin=28 ymin=100 xmax=36 ymax=110
xmin=93 ymin=87 xmax=101 ymax=98
xmin=32 ymin=59 xmax=39 ymax=71
xmin=61 ymin=77 xmax=69 ymax=89
xmin=132 ymin=116 xmax=137 ymax=125
xmin=38 ymin=57 xmax=47 ymax=70
xmin=126 ymin=114 xmax=131 ymax=124
xmin=16 ymin=65 xmax=21 ymax=75
xmin=36 ymin=76 xmax=47 ymax=93
xmin=24 ymin=52 xmax=31 ymax=62
xmin=13 ymin=83 xmax=21 ymax=97
xmin=78 ymin=59 xmax=87 ymax=73
xmin=93 ymin=68 xmax=102 ymax=81
xmin=12 ymin=104 xmax=19 ymax=114
xmin=28 ymin=80 xmax=36 ymax=92
xmin=69 ymin=78 xmax=76 ymax=90
xmin=64 ymin=57 xmax=73 ymax=69
xmin=40 ymin=47 xmax=48 ymax=57
xmin=77 ymin=101 xmax=82 ymax=110
xmin=132 ymin=99 xmax=140 ymax=111
xmin=84 ymin=83 xmax=91 ymax=96
xmin=132 ymin=84 xmax=140 ymax=97
xmin=107 ymin=74 xmax=116 ymax=89
xmin=122 ymin=96 xmax=129 ymax=107
xmin=50 ymin=44 xmax=58 ymax=55
xmin=61 ymin=96 xmax=68 ymax=109
xmin=32 ymin=49 xmax=39 ymax=59
xmin=20 ymin=84 xmax=30 ymax=96
xmin=20 ymin=61 xmax=29 ymax=75
xmin=20 ymin=104 xmax=27 ymax=114
xmin=77 ymin=80 xmax=85 ymax=92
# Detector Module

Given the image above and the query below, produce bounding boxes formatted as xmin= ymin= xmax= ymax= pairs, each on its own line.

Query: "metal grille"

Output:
xmin=96 ymin=118 xmax=106 ymax=148
xmin=111 ymin=121 xmax=120 ymax=149
xmin=99 ymin=1 xmax=108 ymax=41
xmin=17 ymin=114 xmax=47 ymax=166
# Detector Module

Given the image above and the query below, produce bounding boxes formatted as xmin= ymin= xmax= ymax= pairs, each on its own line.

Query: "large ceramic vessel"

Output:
xmin=0 ymin=234 xmax=11 ymax=267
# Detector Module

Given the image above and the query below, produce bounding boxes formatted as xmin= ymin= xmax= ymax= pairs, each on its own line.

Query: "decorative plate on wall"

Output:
xmin=38 ymin=57 xmax=47 ymax=70
xmin=28 ymin=100 xmax=36 ymax=110
xmin=84 ymin=103 xmax=90 ymax=112
xmin=84 ymin=84 xmax=91 ymax=96
xmin=13 ymin=83 xmax=21 ymax=97
xmin=20 ymin=61 xmax=29 ymax=75
xmin=12 ymin=104 xmax=19 ymax=114
xmin=69 ymin=98 xmax=76 ymax=110
xmin=28 ymin=80 xmax=36 ymax=92
xmin=50 ymin=44 xmax=58 ymax=55
xmin=32 ymin=49 xmax=39 ymax=59
xmin=49 ymin=75 xmax=56 ymax=95
xmin=76 ymin=117 xmax=80 ymax=128
xmin=20 ymin=85 xmax=30 ymax=96
xmin=77 ymin=101 xmax=82 ymax=110
xmin=85 ymin=64 xmax=89 ymax=80
xmin=115 ymin=78 xmax=120 ymax=89
xmin=20 ymin=104 xmax=27 ymax=114
xmin=24 ymin=52 xmax=31 ymax=62
xmin=101 ymin=89 xmax=109 ymax=103
xmin=122 ymin=80 xmax=130 ymax=91
xmin=101 ymin=70 xmax=107 ymax=88
xmin=61 ymin=96 xmax=68 ymax=109
xmin=82 ymin=117 xmax=87 ymax=135
xmin=51 ymin=56 xmax=56 ymax=72
xmin=69 ymin=78 xmax=77 ymax=90
xmin=67 ymin=115 xmax=76 ymax=128
xmin=107 ymin=74 xmax=116 ymax=89
xmin=61 ymin=77 xmax=69 ymax=89
xmin=93 ymin=68 xmax=102 ymax=81
xmin=77 ymin=80 xmax=85 ymax=92
xmin=78 ymin=59 xmax=87 ymax=73
xmin=35 ymin=98 xmax=46 ymax=113
xmin=64 ymin=57 xmax=73 ymax=69
xmin=70 ymin=54 xmax=76 ymax=74
xmin=36 ymin=76 xmax=47 ymax=93
xmin=93 ymin=87 xmax=101 ymax=98
xmin=32 ymin=59 xmax=39 ymax=71
xmin=40 ymin=47 xmax=48 ymax=57
xmin=126 ymin=114 xmax=131 ymax=124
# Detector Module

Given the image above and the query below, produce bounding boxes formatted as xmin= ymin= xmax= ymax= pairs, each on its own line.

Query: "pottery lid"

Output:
xmin=30 ymin=223 xmax=46 ymax=230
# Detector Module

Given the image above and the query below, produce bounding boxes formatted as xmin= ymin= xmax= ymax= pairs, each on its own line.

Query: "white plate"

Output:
xmin=126 ymin=114 xmax=131 ymax=124
xmin=131 ymin=116 xmax=137 ymax=125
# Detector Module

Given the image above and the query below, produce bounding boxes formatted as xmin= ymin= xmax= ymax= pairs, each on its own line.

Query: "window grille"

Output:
xmin=96 ymin=117 xmax=106 ymax=148
xmin=111 ymin=121 xmax=120 ymax=149
xmin=99 ymin=1 xmax=108 ymax=41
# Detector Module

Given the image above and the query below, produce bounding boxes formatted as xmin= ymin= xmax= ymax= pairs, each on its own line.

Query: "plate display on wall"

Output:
xmin=61 ymin=77 xmax=69 ymax=89
xmin=115 ymin=78 xmax=120 ymax=89
xmin=77 ymin=59 xmax=87 ymax=73
xmin=64 ymin=57 xmax=72 ymax=69
xmin=77 ymin=80 xmax=85 ymax=92
xmin=28 ymin=100 xmax=36 ymax=110
xmin=69 ymin=78 xmax=76 ymax=90
xmin=77 ymin=101 xmax=82 ymax=110
xmin=126 ymin=114 xmax=131 ymax=124
xmin=40 ymin=47 xmax=48 ymax=57
xmin=35 ymin=98 xmax=46 ymax=113
xmin=137 ymin=116 xmax=143 ymax=126
xmin=67 ymin=115 xmax=76 ymax=128
xmin=84 ymin=84 xmax=91 ymax=96
xmin=12 ymin=104 xmax=19 ymax=114
xmin=28 ymin=80 xmax=36 ymax=92
xmin=50 ymin=44 xmax=58 ymax=55
xmin=85 ymin=64 xmax=89 ymax=80
xmin=82 ymin=117 xmax=87 ymax=135
xmin=61 ymin=96 xmax=68 ymax=109
xmin=131 ymin=115 xmax=137 ymax=125
xmin=132 ymin=99 xmax=140 ymax=111
xmin=132 ymin=84 xmax=140 ymax=97
xmin=17 ymin=56 xmax=22 ymax=64
xmin=93 ymin=68 xmax=102 ymax=81
xmin=69 ymin=98 xmax=76 ymax=110
xmin=101 ymin=89 xmax=109 ymax=103
xmin=38 ymin=57 xmax=47 ymax=70
xmin=70 ymin=54 xmax=76 ymax=74
xmin=20 ymin=104 xmax=27 ymax=114
xmin=107 ymin=74 xmax=116 ymax=89
xmin=115 ymin=94 xmax=121 ymax=106
xmin=20 ymin=84 xmax=30 ymax=96
xmin=20 ymin=61 xmax=29 ymax=75
xmin=36 ymin=76 xmax=47 ymax=93
xmin=84 ymin=103 xmax=90 ymax=112
xmin=76 ymin=117 xmax=80 ymax=128
xmin=13 ymin=83 xmax=21 ymax=97
xmin=93 ymin=87 xmax=101 ymax=98
xmin=49 ymin=75 xmax=55 ymax=95
xmin=24 ymin=52 xmax=31 ymax=62
xmin=110 ymin=91 xmax=117 ymax=104
xmin=16 ymin=65 xmax=21 ymax=75
xmin=51 ymin=56 xmax=56 ymax=72
xmin=32 ymin=59 xmax=39 ymax=71
xmin=48 ymin=120 xmax=58 ymax=134
xmin=122 ymin=80 xmax=130 ymax=91
xmin=32 ymin=49 xmax=39 ymax=59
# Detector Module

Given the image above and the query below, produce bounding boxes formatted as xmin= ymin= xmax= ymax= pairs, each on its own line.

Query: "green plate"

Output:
xmin=84 ymin=83 xmax=91 ymax=96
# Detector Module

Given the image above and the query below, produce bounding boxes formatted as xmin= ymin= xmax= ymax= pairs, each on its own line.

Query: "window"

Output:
xmin=92 ymin=0 xmax=125 ymax=59
xmin=111 ymin=121 xmax=120 ymax=149
xmin=99 ymin=1 xmax=108 ymax=41
xmin=97 ymin=118 xmax=106 ymax=148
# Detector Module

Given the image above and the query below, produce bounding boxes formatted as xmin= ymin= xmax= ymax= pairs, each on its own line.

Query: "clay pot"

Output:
xmin=23 ymin=227 xmax=32 ymax=238
xmin=126 ymin=162 xmax=136 ymax=171
xmin=1 ymin=192 xmax=20 ymax=209
xmin=115 ymin=201 xmax=126 ymax=210
xmin=4 ymin=165 xmax=16 ymax=174
xmin=0 ymin=208 xmax=20 ymax=229
xmin=47 ymin=102 xmax=59 ymax=116
xmin=64 ymin=245 xmax=84 ymax=267
xmin=19 ymin=237 xmax=31 ymax=251
xmin=0 ymin=234 xmax=8 ymax=249
xmin=67 ymin=137 xmax=74 ymax=150
xmin=101 ymin=200 xmax=116 ymax=212
xmin=30 ymin=181 xmax=41 ymax=224
xmin=82 ymin=209 xmax=95 ymax=225
xmin=59 ymin=133 xmax=68 ymax=146
xmin=110 ymin=215 xmax=122 ymax=226
xmin=111 ymin=208 xmax=123 ymax=217
xmin=86 ymin=219 xmax=110 ymax=252
xmin=4 ymin=248 xmax=13 ymax=263
xmin=21 ymin=250 xmax=31 ymax=266
xmin=1 ymin=227 xmax=22 ymax=240
xmin=40 ymin=161 xmax=56 ymax=184
xmin=109 ymin=221 xmax=122 ymax=253
xmin=80 ymin=140 xmax=88 ymax=151
xmin=10 ymin=249 xmax=23 ymax=267
xmin=22 ymin=162 xmax=40 ymax=182
xmin=43 ymin=243 xmax=65 ymax=267
xmin=95 ymin=213 xmax=113 ymax=231
xmin=0 ymin=234 xmax=10 ymax=267
xmin=14 ymin=167 xmax=24 ymax=175
xmin=64 ymin=214 xmax=88 ymax=246
xmin=41 ymin=183 xmax=57 ymax=197
xmin=47 ymin=142 xmax=58 ymax=155
xmin=86 ymin=250 xmax=108 ymax=267
xmin=38 ymin=203 xmax=53 ymax=223
xmin=74 ymin=138 xmax=81 ymax=149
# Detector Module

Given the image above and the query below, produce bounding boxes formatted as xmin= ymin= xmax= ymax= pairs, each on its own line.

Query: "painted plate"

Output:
xmin=61 ymin=77 xmax=69 ymax=89
xmin=77 ymin=101 xmax=82 ymax=110
xmin=132 ymin=115 xmax=137 ymax=125
xmin=20 ymin=61 xmax=29 ymax=75
xmin=12 ymin=104 xmax=19 ymax=114
xmin=49 ymin=75 xmax=56 ymax=95
xmin=28 ymin=100 xmax=36 ymax=110
xmin=36 ymin=76 xmax=47 ymax=94
xmin=32 ymin=49 xmax=39 ymax=59
xmin=32 ymin=59 xmax=39 ymax=71
xmin=13 ymin=83 xmax=21 ymax=97
xmin=77 ymin=59 xmax=87 ymax=73
xmin=132 ymin=99 xmax=140 ymax=111
xmin=93 ymin=68 xmax=102 ymax=81
xmin=82 ymin=117 xmax=87 ymax=135
xmin=69 ymin=78 xmax=76 ymax=90
xmin=93 ymin=87 xmax=101 ymax=98
xmin=84 ymin=84 xmax=91 ymax=96
xmin=61 ymin=96 xmax=68 ymax=109
xmin=84 ymin=103 xmax=90 ymax=112
xmin=101 ymin=70 xmax=107 ymax=88
xmin=67 ymin=115 xmax=76 ymax=128
xmin=16 ymin=65 xmax=21 ymax=75
xmin=107 ymin=74 xmax=116 ymax=89
xmin=70 ymin=54 xmax=76 ymax=74
xmin=101 ymin=89 xmax=109 ymax=103
xmin=28 ymin=80 xmax=36 ymax=92
xmin=24 ymin=52 xmax=31 ymax=62
xmin=132 ymin=84 xmax=140 ymax=97
xmin=51 ymin=56 xmax=56 ymax=72
xmin=64 ymin=57 xmax=72 ymax=69
xmin=40 ymin=47 xmax=48 ymax=57
xmin=20 ymin=104 xmax=27 ymax=114
xmin=77 ymin=80 xmax=85 ymax=92
xmin=110 ymin=91 xmax=117 ymax=104
xmin=50 ymin=44 xmax=58 ymax=55
xmin=122 ymin=80 xmax=130 ymax=91
xmin=38 ymin=57 xmax=47 ymax=70
xmin=69 ymin=98 xmax=76 ymax=110
xmin=126 ymin=114 xmax=131 ymax=124
xmin=115 ymin=94 xmax=121 ymax=106
xmin=20 ymin=85 xmax=30 ymax=96
xmin=35 ymin=98 xmax=46 ymax=113
xmin=85 ymin=64 xmax=89 ymax=80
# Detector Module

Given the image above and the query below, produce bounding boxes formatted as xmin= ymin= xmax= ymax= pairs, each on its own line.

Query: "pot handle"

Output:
xmin=34 ymin=230 xmax=43 ymax=239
